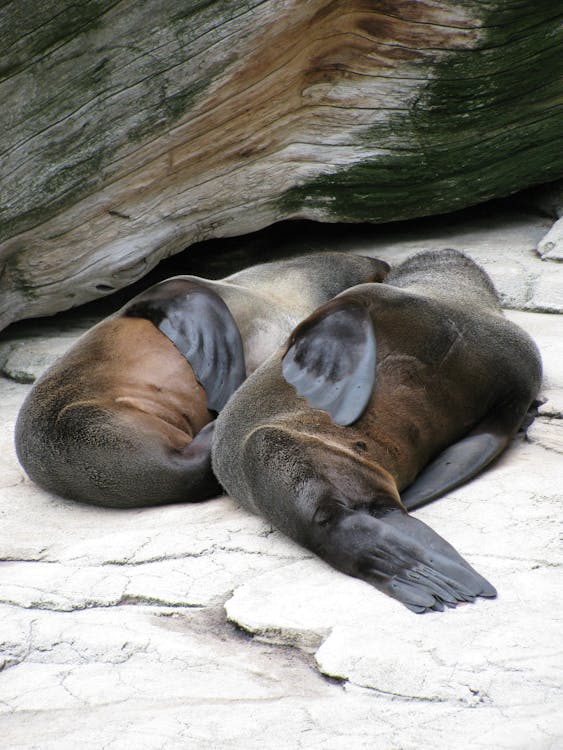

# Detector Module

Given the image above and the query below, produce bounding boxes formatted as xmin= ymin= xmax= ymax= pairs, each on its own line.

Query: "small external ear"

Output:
xmin=282 ymin=299 xmax=376 ymax=426
xmin=123 ymin=279 xmax=246 ymax=412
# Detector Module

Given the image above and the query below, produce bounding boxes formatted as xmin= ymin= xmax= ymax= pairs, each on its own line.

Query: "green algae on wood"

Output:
xmin=280 ymin=2 xmax=563 ymax=222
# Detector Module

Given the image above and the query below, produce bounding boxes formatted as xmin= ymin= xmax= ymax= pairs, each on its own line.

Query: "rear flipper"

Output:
xmin=314 ymin=508 xmax=496 ymax=613
xmin=401 ymin=399 xmax=535 ymax=512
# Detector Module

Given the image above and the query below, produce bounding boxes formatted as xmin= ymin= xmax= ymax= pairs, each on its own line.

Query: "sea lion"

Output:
xmin=212 ymin=249 xmax=542 ymax=613
xmin=15 ymin=253 xmax=389 ymax=508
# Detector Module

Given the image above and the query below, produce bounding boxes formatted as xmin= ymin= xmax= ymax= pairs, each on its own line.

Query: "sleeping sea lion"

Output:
xmin=15 ymin=253 xmax=389 ymax=508
xmin=212 ymin=249 xmax=542 ymax=613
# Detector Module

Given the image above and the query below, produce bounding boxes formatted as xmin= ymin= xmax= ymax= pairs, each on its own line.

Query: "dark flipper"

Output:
xmin=123 ymin=278 xmax=246 ymax=412
xmin=282 ymin=298 xmax=376 ymax=426
xmin=401 ymin=433 xmax=505 ymax=512
xmin=313 ymin=508 xmax=496 ymax=613
xmin=401 ymin=398 xmax=534 ymax=511
xmin=240 ymin=426 xmax=495 ymax=614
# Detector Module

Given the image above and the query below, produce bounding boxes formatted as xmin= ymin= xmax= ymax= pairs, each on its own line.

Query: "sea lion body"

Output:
xmin=15 ymin=253 xmax=389 ymax=507
xmin=212 ymin=249 xmax=542 ymax=612
xmin=16 ymin=316 xmax=216 ymax=506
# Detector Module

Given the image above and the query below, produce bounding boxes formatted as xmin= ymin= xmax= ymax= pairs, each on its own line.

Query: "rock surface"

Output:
xmin=0 ymin=205 xmax=562 ymax=749
xmin=537 ymin=217 xmax=563 ymax=261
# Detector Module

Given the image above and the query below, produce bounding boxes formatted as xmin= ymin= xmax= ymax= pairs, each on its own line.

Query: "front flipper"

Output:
xmin=282 ymin=298 xmax=376 ymax=426
xmin=315 ymin=509 xmax=496 ymax=613
xmin=123 ymin=278 xmax=246 ymax=412
xmin=401 ymin=399 xmax=534 ymax=511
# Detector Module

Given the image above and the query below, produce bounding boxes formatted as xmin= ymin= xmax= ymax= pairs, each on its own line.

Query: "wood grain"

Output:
xmin=1 ymin=1 xmax=562 ymax=329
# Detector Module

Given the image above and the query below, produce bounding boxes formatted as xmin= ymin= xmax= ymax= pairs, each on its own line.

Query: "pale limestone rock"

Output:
xmin=537 ymin=216 xmax=563 ymax=260
xmin=527 ymin=418 xmax=563 ymax=455
xmin=0 ymin=605 xmax=324 ymax=714
xmin=529 ymin=271 xmax=563 ymax=313
xmin=225 ymin=438 xmax=561 ymax=641
xmin=225 ymin=434 xmax=562 ymax=742
xmin=1 ymin=208 xmax=562 ymax=750
xmin=505 ymin=310 xmax=562 ymax=391
xmin=1 ymin=338 xmax=75 ymax=383
xmin=315 ymin=560 xmax=562 ymax=702
xmin=538 ymin=389 xmax=563 ymax=418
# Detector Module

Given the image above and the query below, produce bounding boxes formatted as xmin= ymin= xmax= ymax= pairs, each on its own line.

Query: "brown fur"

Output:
xmin=212 ymin=250 xmax=542 ymax=612
xmin=52 ymin=316 xmax=212 ymax=450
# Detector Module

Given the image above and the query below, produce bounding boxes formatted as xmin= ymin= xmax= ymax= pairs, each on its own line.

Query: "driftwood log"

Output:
xmin=1 ymin=1 xmax=562 ymax=330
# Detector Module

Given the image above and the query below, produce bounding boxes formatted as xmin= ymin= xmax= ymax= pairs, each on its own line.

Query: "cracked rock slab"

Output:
xmin=1 ymin=338 xmax=78 ymax=384
xmin=527 ymin=417 xmax=563 ymax=454
xmin=0 ymin=605 xmax=325 ymax=712
xmin=225 ymin=436 xmax=563 ymax=743
xmin=1 ymin=205 xmax=562 ymax=750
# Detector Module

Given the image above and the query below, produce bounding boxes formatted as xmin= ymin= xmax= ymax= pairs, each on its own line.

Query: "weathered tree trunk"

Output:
xmin=1 ymin=1 xmax=562 ymax=330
